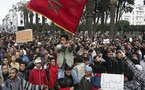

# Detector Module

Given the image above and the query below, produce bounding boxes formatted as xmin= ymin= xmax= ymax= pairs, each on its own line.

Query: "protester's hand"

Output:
xmin=120 ymin=50 xmax=126 ymax=58
xmin=42 ymin=85 xmax=48 ymax=90
xmin=64 ymin=43 xmax=71 ymax=48
xmin=124 ymin=77 xmax=128 ymax=81
xmin=70 ymin=87 xmax=74 ymax=90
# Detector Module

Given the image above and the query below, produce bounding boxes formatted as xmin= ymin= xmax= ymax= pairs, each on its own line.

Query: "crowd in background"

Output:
xmin=0 ymin=30 xmax=145 ymax=90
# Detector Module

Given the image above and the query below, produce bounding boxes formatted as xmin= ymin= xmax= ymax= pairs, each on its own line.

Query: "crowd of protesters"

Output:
xmin=0 ymin=30 xmax=145 ymax=90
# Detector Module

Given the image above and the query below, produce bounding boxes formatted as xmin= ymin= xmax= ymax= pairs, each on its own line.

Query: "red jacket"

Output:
xmin=28 ymin=67 xmax=49 ymax=86
xmin=48 ymin=64 xmax=58 ymax=88
xmin=59 ymin=88 xmax=70 ymax=90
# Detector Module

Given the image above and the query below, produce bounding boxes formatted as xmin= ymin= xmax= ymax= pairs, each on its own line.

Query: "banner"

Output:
xmin=27 ymin=0 xmax=87 ymax=34
xmin=16 ymin=29 xmax=33 ymax=43
xmin=101 ymin=73 xmax=124 ymax=90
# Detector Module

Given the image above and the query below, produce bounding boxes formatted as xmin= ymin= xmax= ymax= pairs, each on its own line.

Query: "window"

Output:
xmin=20 ymin=13 xmax=23 ymax=17
xmin=136 ymin=16 xmax=142 ymax=20
xmin=136 ymin=12 xmax=139 ymax=15
xmin=125 ymin=16 xmax=130 ymax=20
xmin=20 ymin=20 xmax=23 ymax=24
xmin=139 ymin=7 xmax=143 ymax=10
xmin=38 ymin=18 xmax=40 ymax=23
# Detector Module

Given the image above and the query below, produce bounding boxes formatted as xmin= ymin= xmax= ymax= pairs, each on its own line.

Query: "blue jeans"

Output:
xmin=58 ymin=69 xmax=79 ymax=84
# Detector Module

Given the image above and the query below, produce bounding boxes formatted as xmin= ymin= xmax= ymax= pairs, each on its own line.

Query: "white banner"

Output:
xmin=101 ymin=73 xmax=124 ymax=90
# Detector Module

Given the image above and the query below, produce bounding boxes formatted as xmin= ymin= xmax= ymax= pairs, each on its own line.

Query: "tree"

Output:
xmin=21 ymin=3 xmax=29 ymax=29
xmin=93 ymin=0 xmax=110 ymax=33
xmin=117 ymin=20 xmax=130 ymax=31
xmin=116 ymin=0 xmax=134 ymax=22
xmin=35 ymin=13 xmax=39 ymax=31
xmin=42 ymin=16 xmax=46 ymax=30
xmin=85 ymin=0 xmax=94 ymax=37
xmin=29 ymin=11 xmax=34 ymax=26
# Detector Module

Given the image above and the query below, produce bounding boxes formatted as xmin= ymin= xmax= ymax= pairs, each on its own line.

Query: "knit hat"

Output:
xmin=85 ymin=65 xmax=92 ymax=72
xmin=34 ymin=57 xmax=41 ymax=64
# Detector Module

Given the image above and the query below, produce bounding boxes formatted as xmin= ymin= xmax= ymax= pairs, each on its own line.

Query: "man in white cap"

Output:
xmin=28 ymin=57 xmax=48 ymax=89
xmin=79 ymin=65 xmax=93 ymax=90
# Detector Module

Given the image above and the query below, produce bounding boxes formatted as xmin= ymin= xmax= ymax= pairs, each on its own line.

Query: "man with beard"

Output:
xmin=1 ymin=68 xmax=46 ymax=90
xmin=104 ymin=50 xmax=118 ymax=73
xmin=0 ymin=65 xmax=9 ymax=84
xmin=54 ymin=66 xmax=75 ymax=90
xmin=17 ymin=62 xmax=29 ymax=81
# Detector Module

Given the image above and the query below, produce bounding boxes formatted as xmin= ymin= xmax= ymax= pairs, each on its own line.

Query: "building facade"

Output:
xmin=2 ymin=0 xmax=51 ymax=32
xmin=121 ymin=2 xmax=145 ymax=25
xmin=2 ymin=1 xmax=26 ymax=32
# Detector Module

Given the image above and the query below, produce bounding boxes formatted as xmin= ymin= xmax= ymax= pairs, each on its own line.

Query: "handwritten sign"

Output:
xmin=16 ymin=29 xmax=33 ymax=43
xmin=101 ymin=73 xmax=124 ymax=90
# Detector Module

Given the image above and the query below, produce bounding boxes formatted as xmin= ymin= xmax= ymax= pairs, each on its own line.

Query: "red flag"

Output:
xmin=27 ymin=0 xmax=87 ymax=34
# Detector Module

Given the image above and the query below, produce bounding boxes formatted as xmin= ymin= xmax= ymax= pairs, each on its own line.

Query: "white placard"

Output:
xmin=103 ymin=39 xmax=110 ymax=44
xmin=101 ymin=73 xmax=124 ymax=90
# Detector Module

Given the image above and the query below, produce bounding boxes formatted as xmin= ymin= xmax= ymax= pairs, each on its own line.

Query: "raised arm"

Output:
xmin=125 ymin=58 xmax=145 ymax=85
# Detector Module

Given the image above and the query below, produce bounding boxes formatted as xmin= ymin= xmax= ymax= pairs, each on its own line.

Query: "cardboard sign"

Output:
xmin=16 ymin=29 xmax=33 ymax=43
xmin=101 ymin=73 xmax=124 ymax=90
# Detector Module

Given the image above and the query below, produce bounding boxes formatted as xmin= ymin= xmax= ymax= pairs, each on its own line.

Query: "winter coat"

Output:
xmin=56 ymin=44 xmax=74 ymax=68
xmin=54 ymin=75 xmax=74 ymax=90
xmin=115 ymin=58 xmax=134 ymax=81
xmin=79 ymin=76 xmax=92 ymax=90
xmin=17 ymin=70 xmax=29 ymax=81
xmin=28 ymin=67 xmax=49 ymax=86
xmin=59 ymin=88 xmax=70 ymax=90
xmin=80 ymin=76 xmax=100 ymax=90
xmin=90 ymin=62 xmax=106 ymax=74
xmin=1 ymin=76 xmax=43 ymax=90
xmin=104 ymin=57 xmax=118 ymax=73
xmin=124 ymin=79 xmax=141 ymax=90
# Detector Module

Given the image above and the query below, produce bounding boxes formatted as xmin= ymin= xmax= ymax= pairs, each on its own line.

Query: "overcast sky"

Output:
xmin=0 ymin=0 xmax=143 ymax=24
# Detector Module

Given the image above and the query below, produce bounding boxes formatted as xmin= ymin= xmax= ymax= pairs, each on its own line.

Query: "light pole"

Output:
xmin=110 ymin=0 xmax=117 ymax=38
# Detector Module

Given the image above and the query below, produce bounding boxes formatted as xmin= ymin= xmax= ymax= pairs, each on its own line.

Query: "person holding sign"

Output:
xmin=79 ymin=65 xmax=102 ymax=90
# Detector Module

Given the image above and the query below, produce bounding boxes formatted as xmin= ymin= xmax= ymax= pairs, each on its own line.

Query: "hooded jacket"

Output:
xmin=59 ymin=88 xmax=70 ymax=90
xmin=28 ymin=66 xmax=48 ymax=86
xmin=48 ymin=64 xmax=58 ymax=89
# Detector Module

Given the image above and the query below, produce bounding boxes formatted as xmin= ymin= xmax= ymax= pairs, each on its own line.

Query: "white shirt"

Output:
xmin=140 ymin=60 xmax=145 ymax=75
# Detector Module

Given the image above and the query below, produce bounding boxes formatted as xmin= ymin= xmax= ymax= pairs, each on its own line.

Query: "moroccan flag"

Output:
xmin=27 ymin=0 xmax=87 ymax=34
